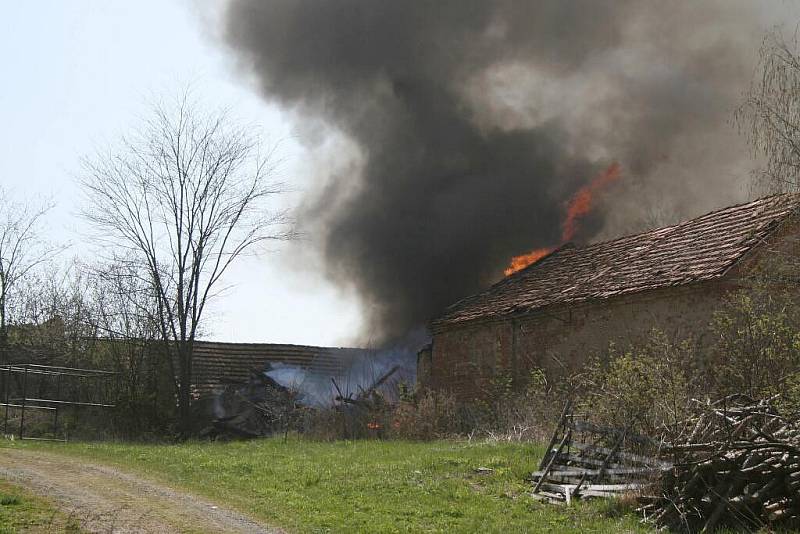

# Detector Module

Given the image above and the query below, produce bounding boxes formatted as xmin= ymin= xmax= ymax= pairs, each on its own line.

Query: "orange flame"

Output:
xmin=504 ymin=248 xmax=553 ymax=276
xmin=561 ymin=162 xmax=621 ymax=242
xmin=367 ymin=422 xmax=381 ymax=430
xmin=503 ymin=162 xmax=621 ymax=276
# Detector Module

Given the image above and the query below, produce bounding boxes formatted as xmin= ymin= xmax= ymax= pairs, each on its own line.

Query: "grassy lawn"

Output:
xmin=0 ymin=480 xmax=81 ymax=533
xmin=2 ymin=438 xmax=648 ymax=533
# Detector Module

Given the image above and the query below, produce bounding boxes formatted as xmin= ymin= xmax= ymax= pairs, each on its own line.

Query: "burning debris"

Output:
xmin=202 ymin=350 xmax=412 ymax=440
xmin=331 ymin=365 xmax=399 ymax=439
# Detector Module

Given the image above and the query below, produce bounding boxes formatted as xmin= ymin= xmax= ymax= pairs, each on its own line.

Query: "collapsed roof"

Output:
xmin=192 ymin=341 xmax=370 ymax=398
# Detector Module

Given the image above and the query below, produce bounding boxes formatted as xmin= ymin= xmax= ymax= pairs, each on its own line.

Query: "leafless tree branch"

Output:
xmin=736 ymin=27 xmax=800 ymax=194
xmin=0 ymin=189 xmax=63 ymax=361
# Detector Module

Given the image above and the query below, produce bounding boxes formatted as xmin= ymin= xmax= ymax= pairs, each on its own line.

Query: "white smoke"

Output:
xmin=264 ymin=342 xmax=419 ymax=407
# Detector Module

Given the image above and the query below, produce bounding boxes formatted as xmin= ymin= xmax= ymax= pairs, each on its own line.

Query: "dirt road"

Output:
xmin=0 ymin=448 xmax=279 ymax=533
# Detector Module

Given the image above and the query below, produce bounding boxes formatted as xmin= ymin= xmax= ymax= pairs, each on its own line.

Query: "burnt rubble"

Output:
xmin=331 ymin=365 xmax=399 ymax=439
xmin=201 ymin=366 xmax=306 ymax=440
xmin=201 ymin=363 xmax=401 ymax=440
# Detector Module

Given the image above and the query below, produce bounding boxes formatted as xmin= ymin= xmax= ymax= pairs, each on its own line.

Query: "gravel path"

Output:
xmin=0 ymin=448 xmax=280 ymax=533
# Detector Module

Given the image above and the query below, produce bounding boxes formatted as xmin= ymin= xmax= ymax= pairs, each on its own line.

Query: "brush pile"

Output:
xmin=331 ymin=365 xmax=399 ymax=438
xmin=201 ymin=370 xmax=305 ymax=439
xmin=642 ymin=395 xmax=800 ymax=532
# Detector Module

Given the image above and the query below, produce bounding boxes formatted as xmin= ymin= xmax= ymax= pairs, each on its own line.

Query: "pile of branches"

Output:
xmin=331 ymin=365 xmax=399 ymax=438
xmin=642 ymin=395 xmax=800 ymax=532
xmin=201 ymin=372 xmax=306 ymax=440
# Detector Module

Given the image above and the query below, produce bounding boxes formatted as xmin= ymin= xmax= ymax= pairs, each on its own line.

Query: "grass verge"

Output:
xmin=2 ymin=438 xmax=648 ymax=533
xmin=0 ymin=479 xmax=81 ymax=533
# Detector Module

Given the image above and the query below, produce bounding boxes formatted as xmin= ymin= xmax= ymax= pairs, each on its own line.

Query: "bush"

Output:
xmin=583 ymin=285 xmax=800 ymax=440
xmin=581 ymin=332 xmax=700 ymax=441
xmin=389 ymin=388 xmax=460 ymax=440
xmin=710 ymin=290 xmax=800 ymax=401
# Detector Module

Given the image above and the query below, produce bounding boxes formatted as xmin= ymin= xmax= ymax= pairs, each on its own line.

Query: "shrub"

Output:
xmin=388 ymin=388 xmax=460 ymax=440
xmin=583 ymin=285 xmax=800 ymax=441
xmin=710 ymin=290 xmax=800 ymax=401
xmin=583 ymin=332 xmax=700 ymax=441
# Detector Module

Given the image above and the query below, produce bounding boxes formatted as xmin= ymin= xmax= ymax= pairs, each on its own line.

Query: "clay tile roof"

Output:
xmin=432 ymin=193 xmax=800 ymax=329
xmin=191 ymin=341 xmax=369 ymax=398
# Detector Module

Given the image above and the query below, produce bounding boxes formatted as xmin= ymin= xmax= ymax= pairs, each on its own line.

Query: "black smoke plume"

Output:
xmin=223 ymin=1 xmax=782 ymax=342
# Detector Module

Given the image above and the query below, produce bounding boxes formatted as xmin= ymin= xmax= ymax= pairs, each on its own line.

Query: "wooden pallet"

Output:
xmin=530 ymin=401 xmax=671 ymax=504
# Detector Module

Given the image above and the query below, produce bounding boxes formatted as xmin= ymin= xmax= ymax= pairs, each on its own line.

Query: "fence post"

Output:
xmin=2 ymin=365 xmax=9 ymax=435
xmin=53 ymin=373 xmax=62 ymax=438
xmin=18 ymin=365 xmax=28 ymax=439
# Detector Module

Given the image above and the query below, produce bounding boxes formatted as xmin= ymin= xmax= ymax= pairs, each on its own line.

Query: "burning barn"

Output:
xmin=422 ymin=194 xmax=800 ymax=401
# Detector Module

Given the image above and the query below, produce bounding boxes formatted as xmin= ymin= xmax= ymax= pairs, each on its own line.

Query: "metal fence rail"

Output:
xmin=1 ymin=363 xmax=117 ymax=441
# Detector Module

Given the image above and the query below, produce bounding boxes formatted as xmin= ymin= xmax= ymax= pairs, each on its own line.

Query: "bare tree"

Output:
xmin=81 ymin=96 xmax=294 ymax=432
xmin=0 ymin=189 xmax=60 ymax=363
xmin=82 ymin=258 xmax=176 ymax=435
xmin=736 ymin=27 xmax=800 ymax=194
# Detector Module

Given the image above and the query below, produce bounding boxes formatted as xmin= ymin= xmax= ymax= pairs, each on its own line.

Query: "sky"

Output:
xmin=3 ymin=2 xmax=800 ymax=348
xmin=0 ymin=1 xmax=363 ymax=346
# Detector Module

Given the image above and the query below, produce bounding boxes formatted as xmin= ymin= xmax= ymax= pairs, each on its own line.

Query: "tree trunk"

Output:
xmin=176 ymin=340 xmax=193 ymax=435
xmin=0 ymin=290 xmax=7 ymax=365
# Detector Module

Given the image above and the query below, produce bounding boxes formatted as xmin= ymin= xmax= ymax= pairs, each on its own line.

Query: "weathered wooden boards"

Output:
xmin=530 ymin=404 xmax=670 ymax=504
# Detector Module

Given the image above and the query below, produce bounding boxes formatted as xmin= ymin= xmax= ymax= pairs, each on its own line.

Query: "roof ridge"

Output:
xmin=193 ymin=340 xmax=369 ymax=351
xmin=504 ymin=194 xmax=800 ymax=282
xmin=580 ymin=193 xmax=800 ymax=251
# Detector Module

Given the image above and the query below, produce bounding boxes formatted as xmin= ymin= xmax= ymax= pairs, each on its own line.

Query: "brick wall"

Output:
xmin=428 ymin=282 xmax=735 ymax=400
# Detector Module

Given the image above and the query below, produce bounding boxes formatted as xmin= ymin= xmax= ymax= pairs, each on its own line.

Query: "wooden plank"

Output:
xmin=571 ymin=442 xmax=671 ymax=468
xmin=533 ymin=429 xmax=572 ymax=494
xmin=554 ymin=453 xmax=627 ymax=469
xmin=573 ymin=426 xmax=630 ymax=497
xmin=532 ymin=467 xmax=662 ymax=478
xmin=582 ymin=483 xmax=646 ymax=491
xmin=538 ymin=399 xmax=572 ymax=470
xmin=551 ymin=483 xmax=645 ymax=492
xmin=579 ymin=487 xmax=644 ymax=498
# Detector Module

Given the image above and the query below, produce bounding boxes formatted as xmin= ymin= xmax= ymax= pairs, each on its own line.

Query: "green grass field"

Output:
xmin=2 ymin=438 xmax=648 ymax=533
xmin=0 ymin=480 xmax=81 ymax=533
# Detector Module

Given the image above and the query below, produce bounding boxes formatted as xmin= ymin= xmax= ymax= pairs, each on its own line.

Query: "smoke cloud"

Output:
xmin=265 ymin=344 xmax=416 ymax=407
xmin=223 ymin=1 xmax=784 ymax=342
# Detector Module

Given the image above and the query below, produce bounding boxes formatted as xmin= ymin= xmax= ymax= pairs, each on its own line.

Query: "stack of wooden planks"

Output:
xmin=530 ymin=401 xmax=671 ymax=504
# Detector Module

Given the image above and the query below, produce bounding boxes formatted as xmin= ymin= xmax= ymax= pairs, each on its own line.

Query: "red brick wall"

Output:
xmin=428 ymin=320 xmax=513 ymax=398
xmin=429 ymin=282 xmax=732 ymax=401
